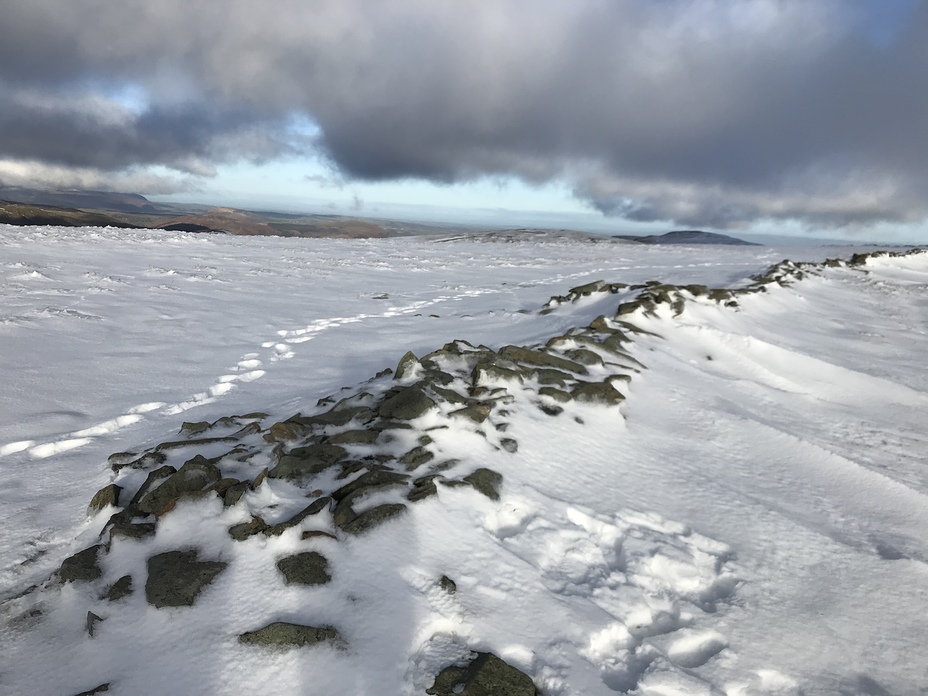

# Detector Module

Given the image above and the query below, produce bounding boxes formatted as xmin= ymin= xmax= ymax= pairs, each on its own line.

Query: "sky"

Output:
xmin=0 ymin=0 xmax=926 ymax=241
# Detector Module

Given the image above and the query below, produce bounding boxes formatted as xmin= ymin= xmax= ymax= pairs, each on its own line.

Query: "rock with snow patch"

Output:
xmin=105 ymin=575 xmax=133 ymax=602
xmin=427 ymin=652 xmax=537 ymax=696
xmin=88 ymin=484 xmax=121 ymax=512
xmin=59 ymin=545 xmax=104 ymax=583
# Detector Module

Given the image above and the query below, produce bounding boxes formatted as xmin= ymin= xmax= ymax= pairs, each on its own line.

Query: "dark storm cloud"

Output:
xmin=1 ymin=0 xmax=926 ymax=229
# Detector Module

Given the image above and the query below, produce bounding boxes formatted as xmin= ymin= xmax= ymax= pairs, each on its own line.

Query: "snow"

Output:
xmin=0 ymin=224 xmax=926 ymax=695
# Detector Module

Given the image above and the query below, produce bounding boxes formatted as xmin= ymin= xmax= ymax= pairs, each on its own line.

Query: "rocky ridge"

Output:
xmin=41 ymin=248 xmax=927 ymax=694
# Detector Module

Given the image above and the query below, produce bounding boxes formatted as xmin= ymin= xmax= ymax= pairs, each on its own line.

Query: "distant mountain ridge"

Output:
xmin=613 ymin=230 xmax=760 ymax=246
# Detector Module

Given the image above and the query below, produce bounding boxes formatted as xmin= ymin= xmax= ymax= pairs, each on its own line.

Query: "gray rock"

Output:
xmin=333 ymin=499 xmax=358 ymax=527
xmin=223 ymin=481 xmax=250 ymax=507
xmin=538 ymin=385 xmax=572 ymax=403
xmin=269 ymin=443 xmax=347 ymax=480
xmin=378 ymin=386 xmax=437 ymax=420
xmin=449 ymin=403 xmax=492 ymax=423
xmin=462 ymin=468 xmax=503 ymax=501
xmin=276 ymin=551 xmax=331 ymax=586
xmin=73 ymin=683 xmax=110 ymax=696
xmin=332 ymin=470 xmax=408 ymax=502
xmin=297 ymin=406 xmax=376 ymax=428
xmin=208 ymin=477 xmax=242 ymax=498
xmin=427 ymin=652 xmax=537 ymax=696
xmin=531 ymin=368 xmax=573 ymax=386
xmin=112 ymin=450 xmax=166 ymax=473
xmin=105 ymin=575 xmax=133 ymax=602
xmin=238 ymin=621 xmax=343 ymax=649
xmin=145 ymin=550 xmax=227 ymax=608
xmin=499 ymin=438 xmax=518 ymax=454
xmin=88 ymin=484 xmax=121 ymax=513
xmin=400 ymin=446 xmax=435 ymax=470
xmin=563 ymin=348 xmax=604 ymax=367
xmin=108 ymin=521 xmax=156 ymax=541
xmin=439 ymin=575 xmax=457 ymax=595
xmin=180 ymin=421 xmax=211 ymax=436
xmin=328 ymin=429 xmax=380 ymax=446
xmin=430 ymin=385 xmax=472 ymax=405
xmin=86 ymin=611 xmax=103 ymax=638
xmin=128 ymin=465 xmax=177 ymax=507
xmin=229 ymin=515 xmax=269 ymax=541
xmin=265 ymin=497 xmax=332 ymax=536
xmin=498 ymin=345 xmax=587 ymax=375
xmin=395 ymin=351 xmax=421 ymax=380
xmin=571 ymin=380 xmax=625 ymax=406
xmin=472 ymin=362 xmax=524 ymax=385
xmin=263 ymin=420 xmax=310 ymax=443
xmin=137 ymin=456 xmax=222 ymax=516
xmin=59 ymin=545 xmax=103 ymax=583
xmin=408 ymin=475 xmax=440 ymax=502
xmin=154 ymin=436 xmax=237 ymax=451
xmin=568 ymin=279 xmax=607 ymax=296
xmin=340 ymin=503 xmax=407 ymax=535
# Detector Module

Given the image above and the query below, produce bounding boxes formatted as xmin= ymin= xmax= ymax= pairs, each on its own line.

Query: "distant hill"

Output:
xmin=614 ymin=230 xmax=760 ymax=246
xmin=0 ymin=201 xmax=140 ymax=228
xmin=0 ymin=187 xmax=160 ymax=213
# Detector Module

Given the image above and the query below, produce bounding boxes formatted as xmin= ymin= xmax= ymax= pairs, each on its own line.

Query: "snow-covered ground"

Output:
xmin=0 ymin=224 xmax=925 ymax=695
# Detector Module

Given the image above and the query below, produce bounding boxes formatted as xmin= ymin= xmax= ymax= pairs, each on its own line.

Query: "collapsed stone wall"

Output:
xmin=50 ymin=247 xmax=926 ymax=695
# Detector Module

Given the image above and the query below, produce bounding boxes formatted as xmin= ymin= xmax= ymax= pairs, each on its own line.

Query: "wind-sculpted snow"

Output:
xmin=0 ymin=226 xmax=926 ymax=695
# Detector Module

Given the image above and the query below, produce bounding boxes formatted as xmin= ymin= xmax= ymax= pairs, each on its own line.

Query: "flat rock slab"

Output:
xmin=145 ymin=550 xmax=227 ymax=608
xmin=239 ymin=621 xmax=343 ymax=649
xmin=428 ymin=652 xmax=537 ymax=696
xmin=276 ymin=551 xmax=331 ymax=585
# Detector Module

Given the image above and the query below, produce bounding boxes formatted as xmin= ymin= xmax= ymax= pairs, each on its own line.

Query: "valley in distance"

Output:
xmin=0 ymin=186 xmax=759 ymax=246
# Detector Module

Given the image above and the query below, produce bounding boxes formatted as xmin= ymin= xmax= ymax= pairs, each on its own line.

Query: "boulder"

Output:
xmin=105 ymin=575 xmax=133 ymax=602
xmin=263 ymin=420 xmax=309 ymax=443
xmin=395 ymin=351 xmax=421 ymax=380
xmin=145 ymin=550 xmax=227 ymax=608
xmin=427 ymin=652 xmax=537 ymax=696
xmin=378 ymin=386 xmax=437 ymax=420
xmin=450 ymin=403 xmax=492 ymax=423
xmin=265 ymin=497 xmax=332 ymax=536
xmin=229 ymin=515 xmax=269 ymax=541
xmin=59 ymin=545 xmax=103 ymax=583
xmin=269 ymin=443 xmax=346 ymax=480
xmin=328 ymin=429 xmax=380 ymax=446
xmin=137 ymin=456 xmax=222 ymax=516
xmin=498 ymin=345 xmax=587 ymax=375
xmin=571 ymin=381 xmax=625 ymax=406
xmin=88 ymin=484 xmax=121 ymax=513
xmin=238 ymin=622 xmax=343 ymax=649
xmin=276 ymin=551 xmax=331 ymax=585
xmin=408 ymin=475 xmax=440 ymax=502
xmin=340 ymin=503 xmax=407 ymax=535
xmin=400 ymin=446 xmax=435 ymax=470
xmin=462 ymin=468 xmax=503 ymax=501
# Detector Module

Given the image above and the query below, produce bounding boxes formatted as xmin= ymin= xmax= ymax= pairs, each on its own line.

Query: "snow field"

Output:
xmin=1 ymin=225 xmax=926 ymax=695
